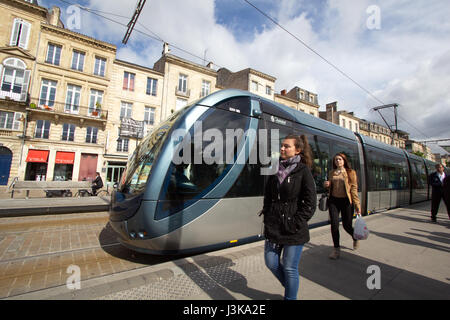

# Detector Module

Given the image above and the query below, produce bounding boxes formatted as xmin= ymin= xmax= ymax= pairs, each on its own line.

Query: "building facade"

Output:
xmin=0 ymin=0 xmax=47 ymax=187
xmin=275 ymin=86 xmax=319 ymax=117
xmin=319 ymin=102 xmax=360 ymax=133
xmin=154 ymin=43 xmax=218 ymax=121
xmin=217 ymin=66 xmax=276 ymax=100
xmin=104 ymin=59 xmax=164 ymax=186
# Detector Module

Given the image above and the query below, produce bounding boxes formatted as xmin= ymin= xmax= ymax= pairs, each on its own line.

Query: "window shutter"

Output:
xmin=18 ymin=21 xmax=31 ymax=49
xmin=13 ymin=112 xmax=22 ymax=130
xmin=10 ymin=19 xmax=20 ymax=46
xmin=20 ymin=70 xmax=31 ymax=102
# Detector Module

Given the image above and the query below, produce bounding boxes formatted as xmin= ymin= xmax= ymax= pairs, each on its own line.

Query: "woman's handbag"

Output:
xmin=353 ymin=214 xmax=369 ymax=240
xmin=318 ymin=193 xmax=329 ymax=211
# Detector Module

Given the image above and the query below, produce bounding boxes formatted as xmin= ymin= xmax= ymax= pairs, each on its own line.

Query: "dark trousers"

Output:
xmin=431 ymin=187 xmax=450 ymax=219
xmin=329 ymin=196 xmax=355 ymax=248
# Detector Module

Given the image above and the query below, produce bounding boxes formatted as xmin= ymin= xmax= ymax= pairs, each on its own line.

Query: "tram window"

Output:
xmin=303 ymin=133 xmax=330 ymax=194
xmin=120 ymin=107 xmax=185 ymax=194
xmin=157 ymin=107 xmax=250 ymax=218
xmin=330 ymin=141 xmax=361 ymax=190
xmin=366 ymin=147 xmax=409 ymax=191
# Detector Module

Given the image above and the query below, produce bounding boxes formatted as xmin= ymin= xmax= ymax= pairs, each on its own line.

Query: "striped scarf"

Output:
xmin=277 ymin=155 xmax=301 ymax=185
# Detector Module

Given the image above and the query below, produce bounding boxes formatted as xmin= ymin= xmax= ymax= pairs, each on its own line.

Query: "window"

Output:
xmin=120 ymin=101 xmax=132 ymax=119
xmin=65 ymin=84 xmax=81 ymax=113
xmin=1 ymin=58 xmax=30 ymax=101
xmin=39 ymin=79 xmax=57 ymax=107
xmin=89 ymin=89 xmax=103 ymax=114
xmin=71 ymin=50 xmax=85 ymax=71
xmin=123 ymin=72 xmax=135 ymax=91
xmin=93 ymin=56 xmax=106 ymax=76
xmin=117 ymin=137 xmax=129 ymax=152
xmin=35 ymin=120 xmax=50 ymax=139
xmin=157 ymin=103 xmax=250 ymax=219
xmin=62 ymin=123 xmax=75 ymax=141
xmin=178 ymin=74 xmax=187 ymax=93
xmin=349 ymin=122 xmax=352 ymax=131
xmin=46 ymin=44 xmax=62 ymax=66
xmin=341 ymin=119 xmax=346 ymax=128
xmin=201 ymin=80 xmax=210 ymax=97
xmin=86 ymin=126 xmax=98 ymax=143
xmin=10 ymin=18 xmax=31 ymax=49
xmin=146 ymin=77 xmax=157 ymax=96
xmin=176 ymin=98 xmax=187 ymax=111
xmin=0 ymin=111 xmax=21 ymax=130
xmin=144 ymin=106 xmax=155 ymax=125
xmin=251 ymin=81 xmax=258 ymax=91
xmin=266 ymin=85 xmax=272 ymax=95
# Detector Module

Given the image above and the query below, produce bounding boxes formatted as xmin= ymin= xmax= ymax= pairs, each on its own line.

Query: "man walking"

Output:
xmin=429 ymin=164 xmax=448 ymax=222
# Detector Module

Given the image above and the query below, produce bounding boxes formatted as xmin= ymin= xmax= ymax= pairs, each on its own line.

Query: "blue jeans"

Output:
xmin=264 ymin=240 xmax=304 ymax=300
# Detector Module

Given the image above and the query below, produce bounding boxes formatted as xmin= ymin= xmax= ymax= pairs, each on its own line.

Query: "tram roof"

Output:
xmin=198 ymin=89 xmax=357 ymax=142
xmin=356 ymin=133 xmax=406 ymax=157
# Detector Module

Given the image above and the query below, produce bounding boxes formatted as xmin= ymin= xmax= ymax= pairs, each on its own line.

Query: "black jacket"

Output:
xmin=262 ymin=162 xmax=317 ymax=245
xmin=92 ymin=175 xmax=103 ymax=189
xmin=429 ymin=172 xmax=444 ymax=189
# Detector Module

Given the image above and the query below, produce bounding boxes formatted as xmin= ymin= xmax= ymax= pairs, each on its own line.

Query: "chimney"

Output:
xmin=162 ymin=42 xmax=171 ymax=55
xmin=281 ymin=89 xmax=287 ymax=96
xmin=206 ymin=62 xmax=214 ymax=69
xmin=49 ymin=6 xmax=61 ymax=26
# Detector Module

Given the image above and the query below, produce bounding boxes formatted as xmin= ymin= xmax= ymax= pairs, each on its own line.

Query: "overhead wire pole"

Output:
xmin=371 ymin=103 xmax=399 ymax=145
xmin=122 ymin=0 xmax=147 ymax=44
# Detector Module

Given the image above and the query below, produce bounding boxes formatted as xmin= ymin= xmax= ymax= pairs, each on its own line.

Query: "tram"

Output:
xmin=109 ymin=89 xmax=444 ymax=255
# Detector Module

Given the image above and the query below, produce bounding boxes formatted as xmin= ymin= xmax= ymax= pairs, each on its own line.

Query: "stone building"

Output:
xmin=216 ymin=66 xmax=275 ymax=100
xmin=319 ymin=101 xmax=360 ymax=133
xmin=154 ymin=43 xmax=218 ymax=121
xmin=104 ymin=58 xmax=164 ymax=185
xmin=275 ymin=86 xmax=319 ymax=117
xmin=0 ymin=0 xmax=47 ymax=187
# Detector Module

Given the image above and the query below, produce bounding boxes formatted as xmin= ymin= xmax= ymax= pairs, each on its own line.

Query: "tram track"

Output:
xmin=0 ymin=211 xmax=177 ymax=299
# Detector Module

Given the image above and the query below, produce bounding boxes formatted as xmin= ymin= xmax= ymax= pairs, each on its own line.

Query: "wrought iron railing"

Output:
xmin=28 ymin=98 xmax=108 ymax=120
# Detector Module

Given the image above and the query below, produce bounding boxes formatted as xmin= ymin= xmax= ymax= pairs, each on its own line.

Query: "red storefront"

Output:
xmin=25 ymin=149 xmax=49 ymax=181
xmin=53 ymin=151 xmax=75 ymax=181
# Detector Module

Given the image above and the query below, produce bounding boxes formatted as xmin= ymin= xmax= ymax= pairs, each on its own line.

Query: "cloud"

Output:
xmin=52 ymin=0 xmax=450 ymax=142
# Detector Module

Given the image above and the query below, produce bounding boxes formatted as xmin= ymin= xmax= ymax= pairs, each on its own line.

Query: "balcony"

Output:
xmin=27 ymin=98 xmax=108 ymax=125
xmin=175 ymin=86 xmax=190 ymax=98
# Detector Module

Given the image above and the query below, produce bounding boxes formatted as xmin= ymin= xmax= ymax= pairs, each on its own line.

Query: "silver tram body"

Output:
xmin=109 ymin=89 xmax=440 ymax=255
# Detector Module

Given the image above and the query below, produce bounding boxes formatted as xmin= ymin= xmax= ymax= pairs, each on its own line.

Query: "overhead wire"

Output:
xmin=242 ymin=0 xmax=432 ymax=140
xmin=56 ymin=0 xmax=222 ymax=68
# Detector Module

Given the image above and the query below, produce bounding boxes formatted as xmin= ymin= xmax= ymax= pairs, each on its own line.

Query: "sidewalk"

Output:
xmin=0 ymin=196 xmax=110 ymax=217
xmin=7 ymin=201 xmax=449 ymax=300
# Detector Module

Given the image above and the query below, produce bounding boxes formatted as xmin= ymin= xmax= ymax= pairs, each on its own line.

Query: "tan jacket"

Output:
xmin=327 ymin=169 xmax=361 ymax=212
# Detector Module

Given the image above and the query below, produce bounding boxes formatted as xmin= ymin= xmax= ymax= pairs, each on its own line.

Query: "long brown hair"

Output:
xmin=284 ymin=134 xmax=313 ymax=169
xmin=332 ymin=153 xmax=356 ymax=183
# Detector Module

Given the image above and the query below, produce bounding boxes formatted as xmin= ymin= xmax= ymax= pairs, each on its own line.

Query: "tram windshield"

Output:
xmin=119 ymin=107 xmax=190 ymax=194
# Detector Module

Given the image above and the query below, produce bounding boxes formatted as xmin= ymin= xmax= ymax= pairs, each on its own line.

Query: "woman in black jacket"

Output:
xmin=262 ymin=134 xmax=317 ymax=300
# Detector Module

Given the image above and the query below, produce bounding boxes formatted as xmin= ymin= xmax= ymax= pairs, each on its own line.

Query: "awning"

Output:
xmin=26 ymin=150 xmax=49 ymax=163
xmin=55 ymin=151 xmax=75 ymax=165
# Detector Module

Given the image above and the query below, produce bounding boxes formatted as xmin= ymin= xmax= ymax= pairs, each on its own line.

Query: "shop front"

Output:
xmin=54 ymin=151 xmax=75 ymax=181
xmin=25 ymin=149 xmax=49 ymax=181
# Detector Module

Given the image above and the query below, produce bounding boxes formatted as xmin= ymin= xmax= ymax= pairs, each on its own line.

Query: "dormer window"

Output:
xmin=10 ymin=18 xmax=31 ymax=49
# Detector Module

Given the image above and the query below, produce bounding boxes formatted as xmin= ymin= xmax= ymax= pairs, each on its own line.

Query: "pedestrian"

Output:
xmin=323 ymin=153 xmax=361 ymax=260
xmin=429 ymin=164 xmax=448 ymax=222
xmin=261 ymin=134 xmax=317 ymax=300
xmin=92 ymin=172 xmax=103 ymax=196
xmin=443 ymin=174 xmax=450 ymax=219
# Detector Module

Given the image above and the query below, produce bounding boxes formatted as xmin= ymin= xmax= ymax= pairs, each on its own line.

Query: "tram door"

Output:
xmin=0 ymin=147 xmax=12 ymax=185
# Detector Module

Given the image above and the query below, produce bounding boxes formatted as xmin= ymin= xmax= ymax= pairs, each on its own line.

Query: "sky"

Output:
xmin=38 ymin=0 xmax=450 ymax=153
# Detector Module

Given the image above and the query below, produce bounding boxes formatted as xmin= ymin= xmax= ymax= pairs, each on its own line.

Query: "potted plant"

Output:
xmin=93 ymin=102 xmax=101 ymax=116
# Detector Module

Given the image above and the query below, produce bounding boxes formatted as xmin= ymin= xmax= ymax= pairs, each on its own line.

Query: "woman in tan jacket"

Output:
xmin=324 ymin=153 xmax=361 ymax=259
